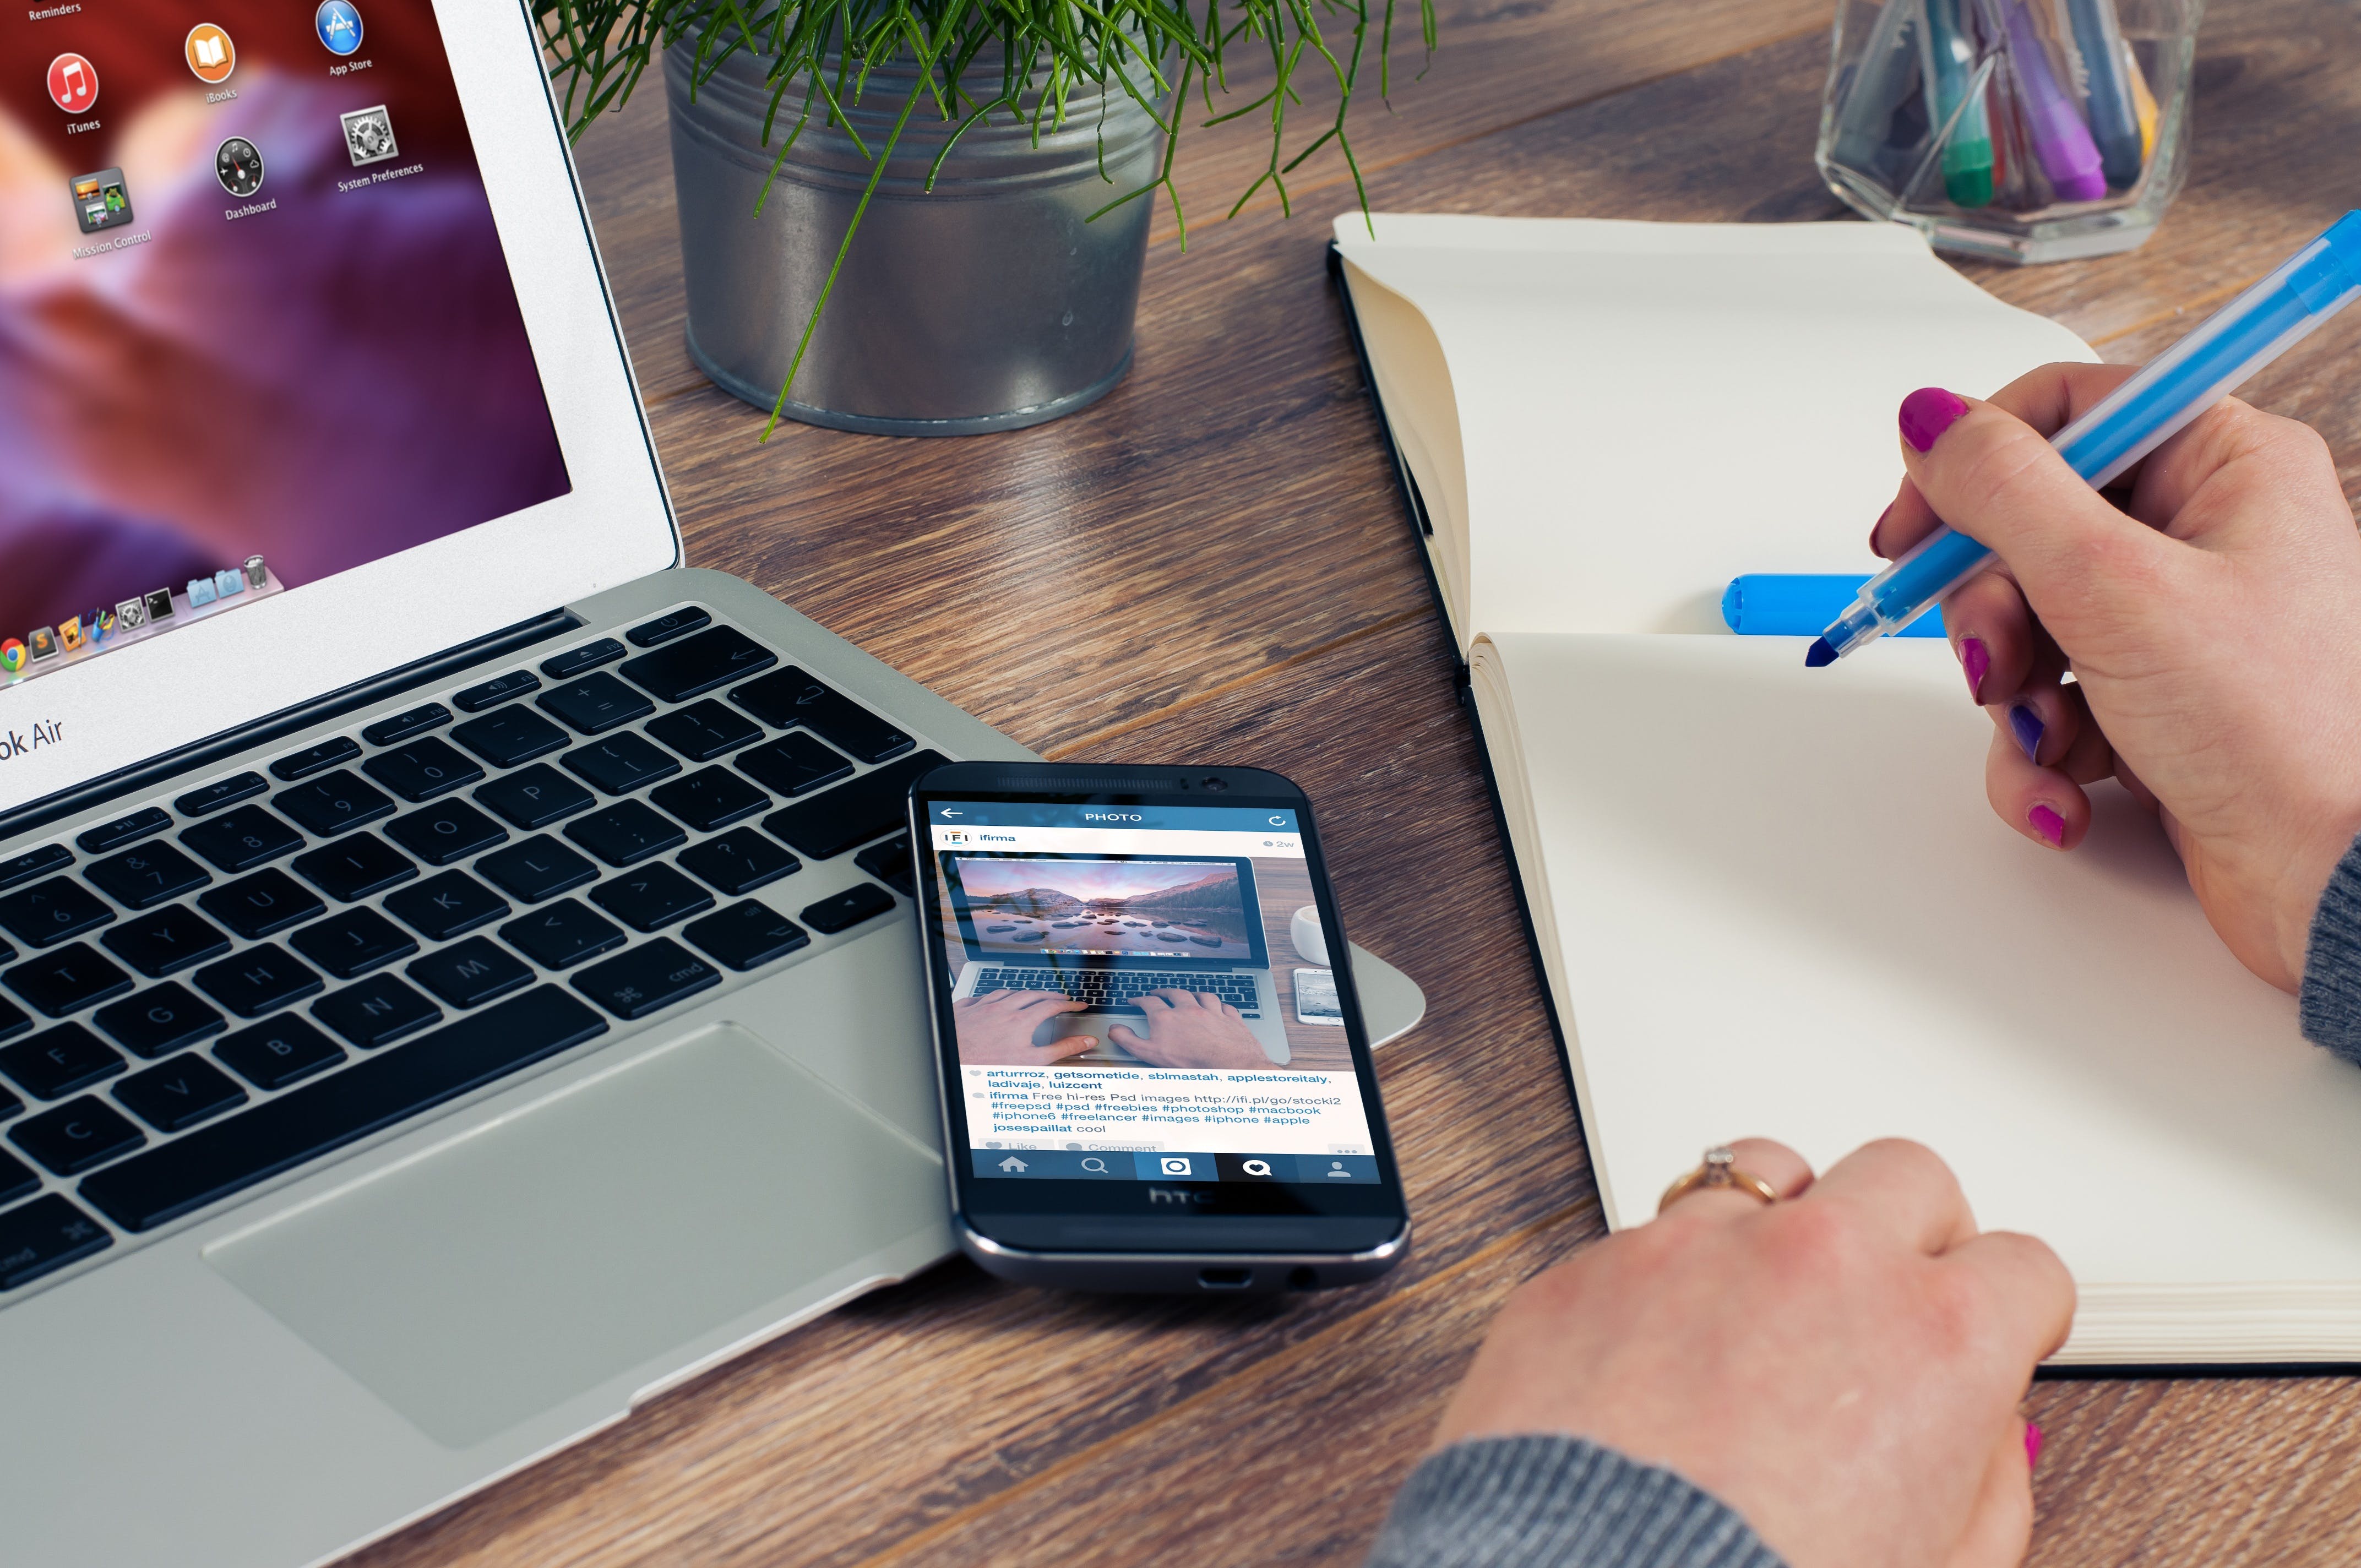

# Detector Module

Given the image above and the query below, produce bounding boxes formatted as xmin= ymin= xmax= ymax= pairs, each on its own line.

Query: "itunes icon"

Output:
xmin=47 ymin=52 xmax=98 ymax=115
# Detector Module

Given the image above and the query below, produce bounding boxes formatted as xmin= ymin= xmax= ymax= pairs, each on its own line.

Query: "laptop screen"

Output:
xmin=0 ymin=0 xmax=568 ymax=684
xmin=943 ymin=854 xmax=1269 ymax=966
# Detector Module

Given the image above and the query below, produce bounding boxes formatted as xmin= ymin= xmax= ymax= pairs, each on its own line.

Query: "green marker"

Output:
xmin=1922 ymin=0 xmax=1995 ymax=206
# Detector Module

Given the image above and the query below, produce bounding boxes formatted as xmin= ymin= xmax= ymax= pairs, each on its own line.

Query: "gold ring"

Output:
xmin=1658 ymin=1145 xmax=1780 ymax=1214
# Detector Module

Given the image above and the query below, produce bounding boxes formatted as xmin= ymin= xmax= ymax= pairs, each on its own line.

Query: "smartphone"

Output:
xmin=909 ymin=761 xmax=1410 ymax=1293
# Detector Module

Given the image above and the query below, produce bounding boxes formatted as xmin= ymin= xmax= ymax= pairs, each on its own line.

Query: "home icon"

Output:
xmin=997 ymin=1156 xmax=1029 ymax=1173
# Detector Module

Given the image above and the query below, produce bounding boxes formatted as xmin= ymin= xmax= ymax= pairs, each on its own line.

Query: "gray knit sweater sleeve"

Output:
xmin=1366 ymin=1435 xmax=1786 ymax=1568
xmin=2303 ymin=835 xmax=2361 ymax=1063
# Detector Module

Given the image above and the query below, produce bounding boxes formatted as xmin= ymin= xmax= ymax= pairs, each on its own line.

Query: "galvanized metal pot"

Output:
xmin=662 ymin=42 xmax=1165 ymax=434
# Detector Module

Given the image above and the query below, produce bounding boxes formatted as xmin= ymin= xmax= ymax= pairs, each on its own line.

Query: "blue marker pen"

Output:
xmin=1809 ymin=211 xmax=2361 ymax=667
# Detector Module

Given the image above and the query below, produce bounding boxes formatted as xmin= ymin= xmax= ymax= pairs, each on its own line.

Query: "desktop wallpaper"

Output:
xmin=0 ymin=0 xmax=568 ymax=653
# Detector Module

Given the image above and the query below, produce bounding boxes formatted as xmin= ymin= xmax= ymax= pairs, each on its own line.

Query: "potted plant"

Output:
xmin=535 ymin=0 xmax=1434 ymax=435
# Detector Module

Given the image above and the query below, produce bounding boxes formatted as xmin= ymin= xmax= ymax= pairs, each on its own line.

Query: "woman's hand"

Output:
xmin=1873 ymin=368 xmax=2361 ymax=990
xmin=1434 ymin=1138 xmax=2072 ymax=1568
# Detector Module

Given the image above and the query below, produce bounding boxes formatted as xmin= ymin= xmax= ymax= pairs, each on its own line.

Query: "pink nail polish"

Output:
xmin=1869 ymin=502 xmax=1894 ymax=554
xmin=2025 ymin=1422 xmax=2044 ymax=1469
xmin=1959 ymin=636 xmax=1989 ymax=703
xmin=1899 ymin=387 xmax=1970 ymax=453
xmin=2028 ymin=804 xmax=2066 ymax=846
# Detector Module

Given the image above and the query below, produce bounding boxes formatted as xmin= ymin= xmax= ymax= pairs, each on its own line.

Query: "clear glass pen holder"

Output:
xmin=1816 ymin=0 xmax=2201 ymax=264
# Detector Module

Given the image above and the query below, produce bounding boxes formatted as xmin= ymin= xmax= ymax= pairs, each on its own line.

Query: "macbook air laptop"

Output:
xmin=942 ymin=850 xmax=1293 ymax=1064
xmin=0 ymin=1 xmax=1039 ymax=1561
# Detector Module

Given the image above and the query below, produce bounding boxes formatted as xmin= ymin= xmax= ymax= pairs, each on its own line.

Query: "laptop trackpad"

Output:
xmin=205 ymin=1022 xmax=943 ymax=1450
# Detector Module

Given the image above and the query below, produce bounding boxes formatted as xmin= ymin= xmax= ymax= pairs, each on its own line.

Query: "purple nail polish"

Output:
xmin=1959 ymin=636 xmax=1990 ymax=703
xmin=2009 ymin=703 xmax=2045 ymax=762
xmin=2025 ymin=1421 xmax=2045 ymax=1469
xmin=2029 ymin=804 xmax=2066 ymax=846
xmin=1899 ymin=387 xmax=1970 ymax=453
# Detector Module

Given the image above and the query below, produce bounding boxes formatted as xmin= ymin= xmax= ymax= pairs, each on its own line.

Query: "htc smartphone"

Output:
xmin=909 ymin=762 xmax=1410 ymax=1292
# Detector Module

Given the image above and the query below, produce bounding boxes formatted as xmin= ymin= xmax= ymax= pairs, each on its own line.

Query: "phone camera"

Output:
xmin=1200 ymin=776 xmax=1227 ymax=791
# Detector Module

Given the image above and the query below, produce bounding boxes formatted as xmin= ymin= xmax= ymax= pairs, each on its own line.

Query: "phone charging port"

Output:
xmin=1197 ymin=1267 xmax=1254 ymax=1290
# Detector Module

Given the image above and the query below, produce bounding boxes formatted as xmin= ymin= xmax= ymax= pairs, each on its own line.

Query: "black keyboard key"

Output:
xmin=646 ymin=700 xmax=762 ymax=762
xmin=683 ymin=901 xmax=810 ymax=971
xmin=0 ymin=1195 xmax=112 ymax=1287
xmin=452 ymin=669 xmax=539 ymax=712
xmin=76 ymin=807 xmax=171 ymax=856
xmin=84 ymin=841 xmax=210 ymax=911
xmin=273 ymin=771 xmax=395 ymax=837
xmin=384 ymin=800 xmax=508 ymax=867
xmin=213 ymin=1015 xmax=345 ymax=1090
xmin=572 ymin=938 xmax=721 ymax=1021
xmin=291 ymin=834 xmax=417 ymax=903
xmin=175 ymin=773 xmax=266 ymax=816
xmin=113 ymin=1053 xmax=246 ymax=1133
xmin=80 ymin=987 xmax=606 ymax=1232
xmin=12 ymin=1097 xmax=143 ymax=1175
xmin=407 ymin=937 xmax=531 ymax=1009
xmin=678 ymin=828 xmax=799 ymax=896
xmin=731 ymin=669 xmax=916 ymax=763
xmin=499 ymin=899 xmax=625 ymax=969
xmin=477 ymin=837 xmax=597 ymax=903
xmin=289 ymin=907 xmax=417 ymax=980
xmin=563 ymin=732 xmax=680 ymax=796
xmin=0 ymin=1024 xmax=124 ymax=1099
xmin=313 ymin=974 xmax=440 ymax=1049
xmin=763 ymin=750 xmax=948 ymax=860
xmin=475 ymin=763 xmax=594 ymax=830
xmin=0 ymin=845 xmax=72 ymax=892
xmin=4 ymin=944 xmax=133 ymax=1016
xmin=94 ymin=983 xmax=226 ymax=1059
xmin=0 ymin=996 xmax=29 ymax=1047
xmin=362 ymin=737 xmax=485 ymax=803
xmin=193 ymin=945 xmax=324 ymax=1018
xmin=0 ymin=877 xmax=116 ymax=948
xmin=589 ymin=864 xmax=714 ymax=932
xmin=565 ymin=801 xmax=685 ymax=868
xmin=102 ymin=908 xmax=233 ymax=978
xmin=618 ymin=625 xmax=774 ymax=704
xmin=537 ymin=673 xmax=653 ymax=736
xmin=649 ymin=767 xmax=770 ymax=834
xmin=624 ymin=606 xmax=712 ymax=648
xmin=449 ymin=705 xmax=570 ymax=770
xmin=736 ymin=733 xmax=854 ymax=798
xmin=541 ymin=639 xmax=623 ymax=679
xmin=271 ymin=737 xmax=362 ymax=781
xmin=0 ymin=1147 xmax=34 ymax=1204
xmin=180 ymin=804 xmax=305 ymax=873
xmin=800 ymin=883 xmax=898 ymax=935
xmin=854 ymin=834 xmax=915 ymax=896
xmin=199 ymin=869 xmax=324 ymax=940
xmin=383 ymin=871 xmax=509 ymax=942
xmin=0 ymin=1083 xmax=16 ymax=1122
xmin=361 ymin=704 xmax=453 ymax=747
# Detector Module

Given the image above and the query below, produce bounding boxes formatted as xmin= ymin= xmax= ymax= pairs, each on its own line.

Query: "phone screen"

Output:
xmin=915 ymin=785 xmax=1401 ymax=1223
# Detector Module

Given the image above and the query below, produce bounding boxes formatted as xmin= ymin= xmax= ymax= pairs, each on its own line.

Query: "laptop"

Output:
xmin=941 ymin=849 xmax=1294 ymax=1064
xmin=0 ymin=2 xmax=1036 ymax=1562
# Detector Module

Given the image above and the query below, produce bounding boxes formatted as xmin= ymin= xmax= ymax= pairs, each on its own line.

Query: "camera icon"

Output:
xmin=1158 ymin=1156 xmax=1193 ymax=1177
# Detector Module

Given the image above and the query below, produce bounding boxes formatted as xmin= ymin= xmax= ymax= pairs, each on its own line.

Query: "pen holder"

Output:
xmin=1816 ymin=0 xmax=2201 ymax=264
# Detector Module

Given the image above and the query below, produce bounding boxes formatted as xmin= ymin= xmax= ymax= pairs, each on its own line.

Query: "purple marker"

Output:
xmin=2003 ymin=0 xmax=2106 ymax=200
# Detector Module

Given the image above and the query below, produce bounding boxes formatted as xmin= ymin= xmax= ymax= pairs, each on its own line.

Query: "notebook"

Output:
xmin=1334 ymin=214 xmax=2357 ymax=1363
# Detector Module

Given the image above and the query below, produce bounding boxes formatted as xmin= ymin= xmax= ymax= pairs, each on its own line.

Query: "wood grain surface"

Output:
xmin=348 ymin=0 xmax=2361 ymax=1561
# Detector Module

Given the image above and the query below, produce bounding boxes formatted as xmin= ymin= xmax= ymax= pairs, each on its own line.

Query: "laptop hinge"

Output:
xmin=0 ymin=607 xmax=583 ymax=844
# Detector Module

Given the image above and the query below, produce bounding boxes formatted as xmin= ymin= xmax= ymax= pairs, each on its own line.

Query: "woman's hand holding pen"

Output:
xmin=1872 ymin=365 xmax=2361 ymax=990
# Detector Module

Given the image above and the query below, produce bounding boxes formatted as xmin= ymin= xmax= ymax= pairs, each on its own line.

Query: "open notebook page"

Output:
xmin=1470 ymin=631 xmax=2361 ymax=1363
xmin=1334 ymin=215 xmax=2095 ymax=643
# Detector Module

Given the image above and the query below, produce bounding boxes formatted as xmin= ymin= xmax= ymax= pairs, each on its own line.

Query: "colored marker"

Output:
xmin=1724 ymin=575 xmax=1944 ymax=638
xmin=2001 ymin=0 xmax=2106 ymax=201
xmin=2061 ymin=0 xmax=2144 ymax=188
xmin=2126 ymin=40 xmax=2157 ymax=158
xmin=1808 ymin=211 xmax=2361 ymax=666
xmin=1921 ymin=0 xmax=1995 ymax=206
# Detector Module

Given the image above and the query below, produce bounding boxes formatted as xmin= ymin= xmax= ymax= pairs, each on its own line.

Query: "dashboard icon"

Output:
xmin=184 ymin=24 xmax=235 ymax=84
xmin=46 ymin=53 xmax=98 ymax=115
xmin=315 ymin=0 xmax=363 ymax=56
xmin=215 ymin=137 xmax=264 ymax=198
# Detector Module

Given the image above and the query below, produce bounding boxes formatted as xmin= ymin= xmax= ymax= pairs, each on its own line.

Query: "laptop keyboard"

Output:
xmin=970 ymin=967 xmax=1261 ymax=1015
xmin=0 ymin=607 xmax=943 ymax=1298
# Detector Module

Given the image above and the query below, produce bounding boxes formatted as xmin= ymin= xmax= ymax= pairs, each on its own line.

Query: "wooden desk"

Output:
xmin=352 ymin=0 xmax=2361 ymax=1560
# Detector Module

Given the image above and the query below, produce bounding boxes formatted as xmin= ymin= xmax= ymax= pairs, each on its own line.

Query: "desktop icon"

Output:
xmin=26 ymin=627 xmax=57 ymax=661
xmin=0 ymin=641 xmax=24 ymax=675
xmin=57 ymin=618 xmax=82 ymax=653
xmin=115 ymin=597 xmax=146 ymax=633
xmin=214 ymin=568 xmax=245 ymax=599
xmin=187 ymin=576 xmax=216 ymax=607
xmin=339 ymin=105 xmax=397 ymax=166
xmin=214 ymin=138 xmax=264 ymax=199
xmin=69 ymin=168 xmax=133 ymax=235
xmin=143 ymin=588 xmax=175 ymax=623
xmin=315 ymin=0 xmax=363 ymax=56
xmin=243 ymin=554 xmax=268 ymax=589
xmin=184 ymin=24 xmax=235 ymax=85
xmin=88 ymin=608 xmax=115 ymax=643
xmin=46 ymin=53 xmax=97 ymax=115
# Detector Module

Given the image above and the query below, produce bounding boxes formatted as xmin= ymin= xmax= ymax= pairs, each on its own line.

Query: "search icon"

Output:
xmin=1080 ymin=1157 xmax=1109 ymax=1173
xmin=1241 ymin=1158 xmax=1274 ymax=1177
